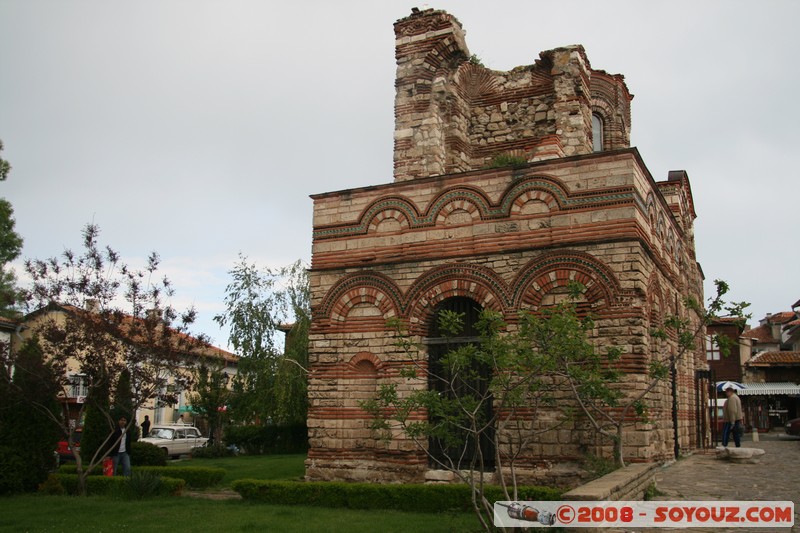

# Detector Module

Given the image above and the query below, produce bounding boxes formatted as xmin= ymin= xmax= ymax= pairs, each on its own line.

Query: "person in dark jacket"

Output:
xmin=140 ymin=415 xmax=151 ymax=438
xmin=109 ymin=416 xmax=132 ymax=476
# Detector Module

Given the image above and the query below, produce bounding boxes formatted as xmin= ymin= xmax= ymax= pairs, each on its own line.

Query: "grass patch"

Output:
xmin=177 ymin=454 xmax=306 ymax=486
xmin=644 ymin=482 xmax=664 ymax=500
xmin=0 ymin=494 xmax=480 ymax=532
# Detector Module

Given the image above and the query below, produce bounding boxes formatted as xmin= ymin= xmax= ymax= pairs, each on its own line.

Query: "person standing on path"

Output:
xmin=722 ymin=386 xmax=744 ymax=448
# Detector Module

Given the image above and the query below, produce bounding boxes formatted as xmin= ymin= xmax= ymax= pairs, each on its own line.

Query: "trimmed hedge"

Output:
xmin=51 ymin=473 xmax=185 ymax=496
xmin=57 ymin=465 xmax=224 ymax=489
xmin=137 ymin=466 xmax=225 ymax=488
xmin=231 ymin=479 xmax=562 ymax=513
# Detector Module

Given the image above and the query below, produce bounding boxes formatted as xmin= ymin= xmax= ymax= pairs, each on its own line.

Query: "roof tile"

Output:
xmin=747 ymin=351 xmax=800 ymax=366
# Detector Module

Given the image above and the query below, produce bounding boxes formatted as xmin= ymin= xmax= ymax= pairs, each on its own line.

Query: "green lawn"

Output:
xmin=4 ymin=454 xmax=482 ymax=532
xmin=175 ymin=453 xmax=306 ymax=486
xmin=0 ymin=494 xmax=480 ymax=532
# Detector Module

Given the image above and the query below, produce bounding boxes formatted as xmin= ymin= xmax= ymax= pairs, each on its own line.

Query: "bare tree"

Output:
xmin=14 ymin=223 xmax=208 ymax=494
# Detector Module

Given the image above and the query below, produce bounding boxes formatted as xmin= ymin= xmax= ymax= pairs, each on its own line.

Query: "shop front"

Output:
xmin=738 ymin=382 xmax=800 ymax=432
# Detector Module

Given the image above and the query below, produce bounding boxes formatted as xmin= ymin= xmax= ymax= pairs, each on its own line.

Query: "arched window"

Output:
xmin=425 ymin=297 xmax=495 ymax=470
xmin=592 ymin=113 xmax=604 ymax=152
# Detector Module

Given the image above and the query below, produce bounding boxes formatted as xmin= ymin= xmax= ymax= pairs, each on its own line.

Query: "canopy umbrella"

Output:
xmin=716 ymin=381 xmax=746 ymax=393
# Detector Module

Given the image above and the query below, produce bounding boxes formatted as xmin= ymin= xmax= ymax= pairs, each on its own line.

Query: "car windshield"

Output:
xmin=148 ymin=428 xmax=174 ymax=439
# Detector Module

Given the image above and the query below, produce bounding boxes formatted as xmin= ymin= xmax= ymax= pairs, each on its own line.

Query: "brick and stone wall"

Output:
xmin=306 ymin=8 xmax=705 ymax=486
xmin=392 ymin=9 xmax=632 ymax=182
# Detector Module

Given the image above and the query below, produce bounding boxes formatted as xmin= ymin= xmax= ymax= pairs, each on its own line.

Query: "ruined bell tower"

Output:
xmin=392 ymin=8 xmax=631 ymax=181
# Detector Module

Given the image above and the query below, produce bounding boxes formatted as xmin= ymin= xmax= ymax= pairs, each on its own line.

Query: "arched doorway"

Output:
xmin=425 ymin=296 xmax=495 ymax=471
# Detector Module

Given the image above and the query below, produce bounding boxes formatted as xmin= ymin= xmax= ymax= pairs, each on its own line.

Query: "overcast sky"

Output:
xmin=1 ymin=0 xmax=798 ymax=351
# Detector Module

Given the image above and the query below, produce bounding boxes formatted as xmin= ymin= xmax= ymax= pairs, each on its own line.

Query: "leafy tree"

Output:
xmin=0 ymin=139 xmax=24 ymax=318
xmin=362 ymin=284 xmax=620 ymax=531
xmin=189 ymin=360 xmax=230 ymax=445
xmin=565 ymin=279 xmax=750 ymax=467
xmin=15 ymin=223 xmax=208 ymax=494
xmin=111 ymin=368 xmax=138 ymax=441
xmin=0 ymin=337 xmax=61 ymax=493
xmin=215 ymin=257 xmax=309 ymax=425
xmin=78 ymin=377 xmax=111 ymax=469
xmin=362 ymin=281 xmax=748 ymax=530
xmin=0 ymin=140 xmax=10 ymax=182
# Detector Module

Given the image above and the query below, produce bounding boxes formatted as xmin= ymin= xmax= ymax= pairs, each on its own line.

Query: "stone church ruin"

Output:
xmin=306 ymin=8 xmax=705 ymax=485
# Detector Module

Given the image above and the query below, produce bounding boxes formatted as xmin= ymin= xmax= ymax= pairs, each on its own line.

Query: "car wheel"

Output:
xmin=161 ymin=447 xmax=169 ymax=458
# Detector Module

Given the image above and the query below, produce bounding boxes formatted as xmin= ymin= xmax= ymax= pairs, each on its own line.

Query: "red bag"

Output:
xmin=103 ymin=457 xmax=114 ymax=476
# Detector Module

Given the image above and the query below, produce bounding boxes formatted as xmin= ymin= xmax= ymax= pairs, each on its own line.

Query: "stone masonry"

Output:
xmin=306 ymin=8 xmax=706 ymax=486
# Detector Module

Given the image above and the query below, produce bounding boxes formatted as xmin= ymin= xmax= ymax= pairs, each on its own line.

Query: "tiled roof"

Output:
xmin=747 ymin=351 xmax=800 ymax=366
xmin=708 ymin=317 xmax=747 ymax=327
xmin=36 ymin=303 xmax=238 ymax=362
xmin=743 ymin=324 xmax=778 ymax=344
xmin=766 ymin=312 xmax=797 ymax=325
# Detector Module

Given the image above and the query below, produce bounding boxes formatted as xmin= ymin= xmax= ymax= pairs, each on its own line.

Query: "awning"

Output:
xmin=737 ymin=382 xmax=800 ymax=396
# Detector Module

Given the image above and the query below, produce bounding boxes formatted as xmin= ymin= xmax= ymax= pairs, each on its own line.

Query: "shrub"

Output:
xmin=224 ymin=423 xmax=308 ymax=455
xmin=112 ymin=470 xmax=164 ymax=500
xmin=0 ymin=446 xmax=27 ymax=495
xmin=190 ymin=443 xmax=234 ymax=459
xmin=0 ymin=339 xmax=62 ymax=493
xmin=231 ymin=480 xmax=562 ymax=513
xmin=52 ymin=473 xmax=184 ymax=496
xmin=57 ymin=464 xmax=87 ymax=475
xmin=485 ymin=153 xmax=527 ymax=169
xmin=80 ymin=382 xmax=112 ymax=465
xmin=37 ymin=474 xmax=66 ymax=495
xmin=137 ymin=466 xmax=225 ymax=489
xmin=130 ymin=441 xmax=167 ymax=466
xmin=581 ymin=453 xmax=617 ymax=480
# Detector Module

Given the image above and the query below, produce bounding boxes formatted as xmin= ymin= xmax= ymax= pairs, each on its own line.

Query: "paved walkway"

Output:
xmin=614 ymin=432 xmax=799 ymax=532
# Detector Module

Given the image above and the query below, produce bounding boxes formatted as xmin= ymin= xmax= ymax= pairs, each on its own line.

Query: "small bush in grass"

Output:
xmin=37 ymin=474 xmax=66 ymax=495
xmin=190 ymin=443 xmax=233 ymax=459
xmin=112 ymin=470 xmax=164 ymax=500
xmin=130 ymin=441 xmax=167 ymax=466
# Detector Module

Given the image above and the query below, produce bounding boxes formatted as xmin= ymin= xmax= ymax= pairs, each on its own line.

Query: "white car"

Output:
xmin=140 ymin=425 xmax=208 ymax=458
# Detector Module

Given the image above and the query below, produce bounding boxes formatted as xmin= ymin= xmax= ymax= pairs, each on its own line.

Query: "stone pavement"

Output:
xmin=607 ymin=432 xmax=800 ymax=533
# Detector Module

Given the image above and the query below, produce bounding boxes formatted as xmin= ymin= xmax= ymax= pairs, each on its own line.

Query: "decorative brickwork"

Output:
xmin=306 ymin=8 xmax=705 ymax=486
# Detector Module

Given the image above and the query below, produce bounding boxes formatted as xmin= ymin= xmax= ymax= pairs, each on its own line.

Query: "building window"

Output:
xmin=705 ymin=335 xmax=720 ymax=361
xmin=592 ymin=113 xmax=604 ymax=152
xmin=67 ymin=374 xmax=89 ymax=398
